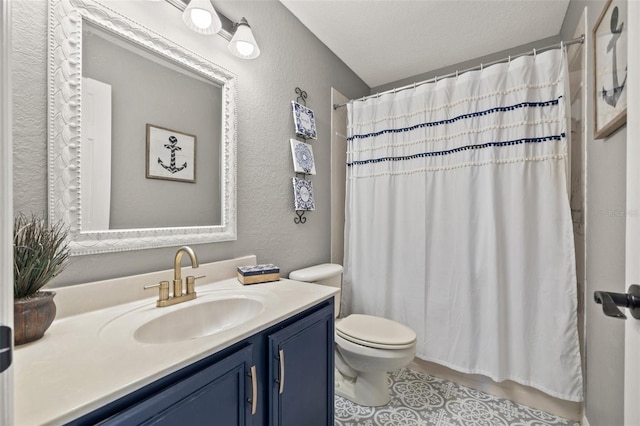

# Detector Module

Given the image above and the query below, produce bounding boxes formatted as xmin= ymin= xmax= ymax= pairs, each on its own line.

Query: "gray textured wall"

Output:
xmin=11 ymin=0 xmax=369 ymax=286
xmin=561 ymin=2 xmax=626 ymax=425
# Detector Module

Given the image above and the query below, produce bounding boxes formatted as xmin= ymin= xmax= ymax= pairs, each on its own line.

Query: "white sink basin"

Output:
xmin=99 ymin=289 xmax=273 ymax=345
xmin=134 ymin=297 xmax=264 ymax=344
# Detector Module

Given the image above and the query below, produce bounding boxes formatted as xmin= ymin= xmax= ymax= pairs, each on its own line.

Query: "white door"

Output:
xmin=625 ymin=2 xmax=640 ymax=424
xmin=81 ymin=77 xmax=112 ymax=231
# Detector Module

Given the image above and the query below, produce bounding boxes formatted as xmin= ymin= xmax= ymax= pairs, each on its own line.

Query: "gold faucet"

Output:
xmin=144 ymin=246 xmax=205 ymax=307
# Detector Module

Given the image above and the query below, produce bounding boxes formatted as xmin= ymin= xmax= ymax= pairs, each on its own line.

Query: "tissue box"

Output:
xmin=237 ymin=264 xmax=280 ymax=285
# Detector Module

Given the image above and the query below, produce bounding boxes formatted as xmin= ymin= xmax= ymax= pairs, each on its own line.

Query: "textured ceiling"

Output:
xmin=279 ymin=0 xmax=570 ymax=88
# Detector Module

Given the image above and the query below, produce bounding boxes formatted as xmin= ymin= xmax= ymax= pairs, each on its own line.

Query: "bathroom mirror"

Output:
xmin=48 ymin=0 xmax=237 ymax=255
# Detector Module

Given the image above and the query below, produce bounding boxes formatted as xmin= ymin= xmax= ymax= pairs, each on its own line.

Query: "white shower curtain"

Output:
xmin=343 ymin=49 xmax=583 ymax=401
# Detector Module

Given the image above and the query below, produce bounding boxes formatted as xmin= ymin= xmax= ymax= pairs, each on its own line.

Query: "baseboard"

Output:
xmin=409 ymin=358 xmax=582 ymax=422
xmin=582 ymin=415 xmax=589 ymax=426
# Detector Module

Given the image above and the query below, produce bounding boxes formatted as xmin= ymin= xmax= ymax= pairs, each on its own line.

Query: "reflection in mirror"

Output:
xmin=48 ymin=0 xmax=237 ymax=255
xmin=82 ymin=23 xmax=222 ymax=230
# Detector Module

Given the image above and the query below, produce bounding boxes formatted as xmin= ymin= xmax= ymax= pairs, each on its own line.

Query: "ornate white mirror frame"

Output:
xmin=48 ymin=0 xmax=237 ymax=256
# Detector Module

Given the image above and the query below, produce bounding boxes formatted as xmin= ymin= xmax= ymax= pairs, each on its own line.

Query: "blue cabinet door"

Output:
xmin=268 ymin=304 xmax=334 ymax=426
xmin=101 ymin=345 xmax=255 ymax=426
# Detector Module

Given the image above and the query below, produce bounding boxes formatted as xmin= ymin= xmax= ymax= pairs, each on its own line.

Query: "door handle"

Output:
xmin=594 ymin=284 xmax=640 ymax=320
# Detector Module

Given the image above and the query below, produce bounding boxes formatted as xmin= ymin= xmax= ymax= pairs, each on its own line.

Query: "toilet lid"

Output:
xmin=336 ymin=314 xmax=416 ymax=349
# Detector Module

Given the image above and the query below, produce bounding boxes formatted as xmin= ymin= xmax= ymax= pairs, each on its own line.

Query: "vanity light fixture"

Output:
xmin=228 ymin=18 xmax=260 ymax=59
xmin=171 ymin=0 xmax=261 ymax=59
xmin=182 ymin=0 xmax=222 ymax=35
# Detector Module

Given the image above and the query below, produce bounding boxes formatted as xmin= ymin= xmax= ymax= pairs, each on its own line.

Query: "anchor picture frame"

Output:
xmin=146 ymin=124 xmax=197 ymax=183
xmin=593 ymin=0 xmax=627 ymax=139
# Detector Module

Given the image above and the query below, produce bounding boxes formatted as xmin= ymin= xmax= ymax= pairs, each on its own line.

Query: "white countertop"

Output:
xmin=14 ymin=257 xmax=338 ymax=425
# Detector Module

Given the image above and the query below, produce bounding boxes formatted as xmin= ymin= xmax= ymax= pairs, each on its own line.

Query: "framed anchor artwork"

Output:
xmin=593 ymin=0 xmax=627 ymax=139
xmin=146 ymin=124 xmax=197 ymax=183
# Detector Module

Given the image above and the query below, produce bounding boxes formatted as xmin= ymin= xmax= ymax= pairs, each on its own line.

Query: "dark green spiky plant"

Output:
xmin=13 ymin=213 xmax=70 ymax=299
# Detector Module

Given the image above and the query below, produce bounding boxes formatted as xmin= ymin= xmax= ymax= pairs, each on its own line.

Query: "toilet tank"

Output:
xmin=289 ymin=263 xmax=343 ymax=317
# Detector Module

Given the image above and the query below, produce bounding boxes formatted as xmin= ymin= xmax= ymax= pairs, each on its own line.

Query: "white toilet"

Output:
xmin=289 ymin=264 xmax=416 ymax=407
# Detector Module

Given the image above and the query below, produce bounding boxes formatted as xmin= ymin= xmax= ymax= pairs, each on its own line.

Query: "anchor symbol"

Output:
xmin=601 ymin=5 xmax=627 ymax=108
xmin=158 ymin=135 xmax=187 ymax=174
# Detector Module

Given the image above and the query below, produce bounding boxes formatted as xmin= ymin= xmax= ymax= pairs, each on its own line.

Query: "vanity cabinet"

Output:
xmin=99 ymin=345 xmax=255 ymax=425
xmin=268 ymin=308 xmax=334 ymax=426
xmin=69 ymin=299 xmax=334 ymax=426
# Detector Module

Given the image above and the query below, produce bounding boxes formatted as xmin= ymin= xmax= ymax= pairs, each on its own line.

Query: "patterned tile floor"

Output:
xmin=334 ymin=368 xmax=579 ymax=426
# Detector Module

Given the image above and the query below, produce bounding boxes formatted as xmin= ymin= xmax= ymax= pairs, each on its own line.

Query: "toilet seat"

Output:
xmin=336 ymin=314 xmax=416 ymax=350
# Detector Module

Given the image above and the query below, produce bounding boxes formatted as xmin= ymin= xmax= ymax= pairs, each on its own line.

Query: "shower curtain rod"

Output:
xmin=333 ymin=34 xmax=585 ymax=110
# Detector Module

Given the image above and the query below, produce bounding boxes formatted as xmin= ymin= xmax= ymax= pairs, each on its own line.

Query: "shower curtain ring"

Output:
xmin=533 ymin=48 xmax=537 ymax=57
xmin=480 ymin=63 xmax=483 ymax=71
xmin=455 ymin=70 xmax=459 ymax=78
xmin=508 ymin=55 xmax=511 ymax=63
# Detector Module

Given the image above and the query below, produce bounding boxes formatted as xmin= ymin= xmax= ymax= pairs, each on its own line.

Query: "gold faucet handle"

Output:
xmin=186 ymin=275 xmax=206 ymax=295
xmin=144 ymin=280 xmax=170 ymax=301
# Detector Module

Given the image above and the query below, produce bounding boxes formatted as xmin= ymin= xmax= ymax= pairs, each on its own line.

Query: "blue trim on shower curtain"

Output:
xmin=347 ymin=133 xmax=566 ymax=167
xmin=347 ymin=97 xmax=563 ymax=142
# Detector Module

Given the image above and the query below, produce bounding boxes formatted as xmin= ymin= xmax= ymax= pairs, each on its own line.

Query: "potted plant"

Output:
xmin=13 ymin=213 xmax=69 ymax=345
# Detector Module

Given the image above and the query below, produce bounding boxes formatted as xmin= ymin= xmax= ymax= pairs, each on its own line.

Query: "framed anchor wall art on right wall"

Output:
xmin=594 ymin=0 xmax=628 ymax=139
xmin=146 ymin=124 xmax=197 ymax=183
